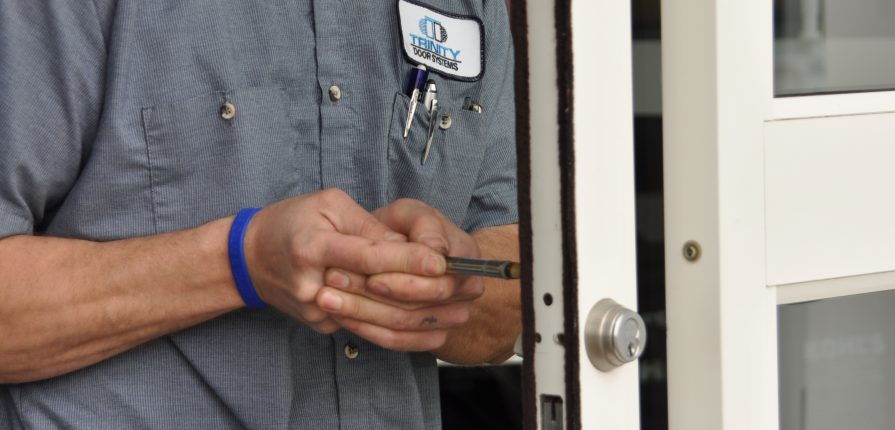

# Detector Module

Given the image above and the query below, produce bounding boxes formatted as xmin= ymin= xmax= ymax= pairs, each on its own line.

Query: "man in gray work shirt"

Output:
xmin=0 ymin=0 xmax=519 ymax=428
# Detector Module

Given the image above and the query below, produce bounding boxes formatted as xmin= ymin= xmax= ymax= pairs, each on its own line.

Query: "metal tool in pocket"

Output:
xmin=421 ymin=79 xmax=439 ymax=165
xmin=462 ymin=96 xmax=483 ymax=113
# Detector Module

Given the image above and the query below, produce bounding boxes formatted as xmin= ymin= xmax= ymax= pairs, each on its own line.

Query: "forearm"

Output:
xmin=434 ymin=224 xmax=521 ymax=364
xmin=0 ymin=218 xmax=243 ymax=383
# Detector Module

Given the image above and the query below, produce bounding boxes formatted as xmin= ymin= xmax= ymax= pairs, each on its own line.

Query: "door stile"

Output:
xmin=571 ymin=0 xmax=641 ymax=429
xmin=663 ymin=0 xmax=779 ymax=429
xmin=525 ymin=0 xmax=574 ymax=427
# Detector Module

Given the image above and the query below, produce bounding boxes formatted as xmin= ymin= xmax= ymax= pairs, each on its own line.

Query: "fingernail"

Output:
xmin=321 ymin=292 xmax=343 ymax=311
xmin=327 ymin=271 xmax=350 ymax=289
xmin=385 ymin=232 xmax=406 ymax=242
xmin=369 ymin=282 xmax=390 ymax=297
xmin=425 ymin=254 xmax=446 ymax=275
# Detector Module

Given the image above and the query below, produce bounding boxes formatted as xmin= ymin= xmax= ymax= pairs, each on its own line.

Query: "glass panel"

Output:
xmin=775 ymin=0 xmax=895 ymax=96
xmin=778 ymin=289 xmax=895 ymax=430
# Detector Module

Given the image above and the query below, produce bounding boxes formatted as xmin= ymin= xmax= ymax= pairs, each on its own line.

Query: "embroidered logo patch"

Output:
xmin=398 ymin=0 xmax=484 ymax=81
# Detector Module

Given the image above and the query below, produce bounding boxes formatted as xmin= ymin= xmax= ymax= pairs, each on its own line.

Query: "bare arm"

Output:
xmin=433 ymin=224 xmax=521 ymax=364
xmin=0 ymin=218 xmax=242 ymax=383
xmin=0 ymin=190 xmax=454 ymax=384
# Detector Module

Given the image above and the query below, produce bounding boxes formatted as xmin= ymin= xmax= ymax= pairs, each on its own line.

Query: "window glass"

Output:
xmin=775 ymin=0 xmax=895 ymax=96
xmin=778 ymin=289 xmax=895 ymax=430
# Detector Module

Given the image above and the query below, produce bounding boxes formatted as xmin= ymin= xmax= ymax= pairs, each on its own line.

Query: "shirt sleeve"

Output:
xmin=461 ymin=0 xmax=519 ymax=232
xmin=0 ymin=1 xmax=108 ymax=238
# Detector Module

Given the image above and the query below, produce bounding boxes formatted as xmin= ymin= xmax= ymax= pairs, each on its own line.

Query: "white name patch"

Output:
xmin=398 ymin=0 xmax=484 ymax=81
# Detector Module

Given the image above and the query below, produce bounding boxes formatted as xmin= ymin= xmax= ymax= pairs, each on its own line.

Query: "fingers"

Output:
xmin=308 ymin=319 xmax=341 ymax=335
xmin=316 ymin=287 xmax=471 ymax=331
xmin=364 ymin=272 xmax=450 ymax=302
xmin=277 ymin=300 xmax=340 ymax=334
xmin=326 ymin=268 xmax=446 ymax=302
xmin=365 ymin=273 xmax=484 ymax=303
xmin=450 ymin=276 xmax=486 ymax=301
xmin=320 ymin=232 xmax=446 ymax=276
xmin=333 ymin=317 xmax=449 ymax=352
xmin=316 ymin=189 xmax=405 ymax=242
xmin=376 ymin=199 xmax=450 ymax=254
xmin=299 ymin=306 xmax=331 ymax=324
xmin=325 ymin=269 xmax=485 ymax=304
xmin=324 ymin=268 xmax=366 ymax=292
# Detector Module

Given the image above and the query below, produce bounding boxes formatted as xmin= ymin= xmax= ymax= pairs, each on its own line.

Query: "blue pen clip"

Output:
xmin=403 ymin=65 xmax=429 ymax=139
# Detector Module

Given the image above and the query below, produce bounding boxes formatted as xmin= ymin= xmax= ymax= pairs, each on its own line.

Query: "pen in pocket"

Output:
xmin=403 ymin=65 xmax=429 ymax=138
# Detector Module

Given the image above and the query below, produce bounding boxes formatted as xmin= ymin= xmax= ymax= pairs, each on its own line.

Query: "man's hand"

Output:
xmin=313 ymin=199 xmax=486 ymax=352
xmin=243 ymin=190 xmax=448 ymax=335
xmin=435 ymin=224 xmax=521 ymax=364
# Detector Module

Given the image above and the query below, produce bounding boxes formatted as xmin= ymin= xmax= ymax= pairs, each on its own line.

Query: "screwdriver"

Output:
xmin=445 ymin=257 xmax=521 ymax=280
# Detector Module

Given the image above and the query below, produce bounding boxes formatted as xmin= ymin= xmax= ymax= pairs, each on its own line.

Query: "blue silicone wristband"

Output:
xmin=228 ymin=208 xmax=266 ymax=308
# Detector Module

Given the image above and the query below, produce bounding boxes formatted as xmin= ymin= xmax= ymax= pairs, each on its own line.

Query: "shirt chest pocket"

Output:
xmin=142 ymin=87 xmax=317 ymax=233
xmin=386 ymin=92 xmax=487 ymax=225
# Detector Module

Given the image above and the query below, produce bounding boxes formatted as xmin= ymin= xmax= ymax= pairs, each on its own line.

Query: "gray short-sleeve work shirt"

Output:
xmin=0 ymin=0 xmax=517 ymax=428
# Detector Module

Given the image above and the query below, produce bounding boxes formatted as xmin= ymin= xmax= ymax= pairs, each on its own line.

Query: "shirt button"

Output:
xmin=328 ymin=85 xmax=342 ymax=102
xmin=220 ymin=102 xmax=237 ymax=120
xmin=344 ymin=343 xmax=359 ymax=359
xmin=439 ymin=114 xmax=452 ymax=130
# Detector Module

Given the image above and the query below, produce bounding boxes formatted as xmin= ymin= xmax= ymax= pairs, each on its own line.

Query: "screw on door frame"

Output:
xmin=682 ymin=240 xmax=701 ymax=262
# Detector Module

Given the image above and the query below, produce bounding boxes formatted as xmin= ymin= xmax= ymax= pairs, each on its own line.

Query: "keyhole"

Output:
xmin=628 ymin=341 xmax=638 ymax=357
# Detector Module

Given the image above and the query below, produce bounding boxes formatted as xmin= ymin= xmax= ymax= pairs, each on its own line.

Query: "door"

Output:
xmin=516 ymin=0 xmax=643 ymax=429
xmin=663 ymin=0 xmax=895 ymax=429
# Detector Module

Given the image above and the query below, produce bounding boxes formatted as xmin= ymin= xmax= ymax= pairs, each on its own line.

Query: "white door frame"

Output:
xmin=569 ymin=0 xmax=639 ymax=428
xmin=663 ymin=1 xmax=779 ymax=429
xmin=663 ymin=1 xmax=895 ymax=429
xmin=522 ymin=0 xmax=640 ymax=428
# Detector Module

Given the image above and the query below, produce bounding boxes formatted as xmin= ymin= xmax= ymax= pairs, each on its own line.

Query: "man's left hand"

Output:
xmin=315 ymin=199 xmax=484 ymax=352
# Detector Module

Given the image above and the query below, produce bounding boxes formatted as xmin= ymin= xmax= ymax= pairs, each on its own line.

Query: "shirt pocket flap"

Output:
xmin=141 ymin=87 xmax=308 ymax=232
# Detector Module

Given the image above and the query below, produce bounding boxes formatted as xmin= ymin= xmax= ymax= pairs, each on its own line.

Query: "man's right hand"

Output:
xmin=242 ymin=189 xmax=448 ymax=335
